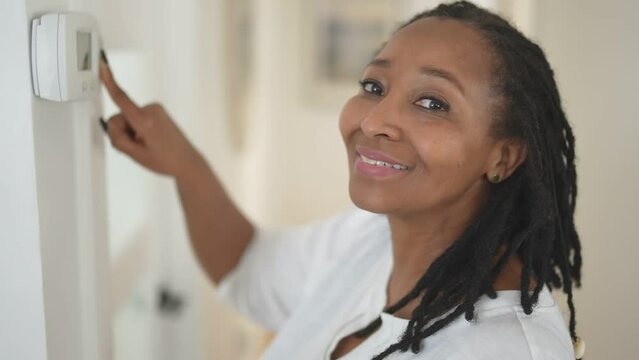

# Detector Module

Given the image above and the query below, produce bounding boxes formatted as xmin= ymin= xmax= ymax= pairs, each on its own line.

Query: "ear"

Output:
xmin=486 ymin=138 xmax=527 ymax=183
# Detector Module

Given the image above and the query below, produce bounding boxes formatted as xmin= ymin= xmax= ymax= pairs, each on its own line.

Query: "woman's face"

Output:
xmin=340 ymin=17 xmax=504 ymax=217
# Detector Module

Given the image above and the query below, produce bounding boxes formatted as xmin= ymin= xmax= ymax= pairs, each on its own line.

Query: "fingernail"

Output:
xmin=100 ymin=49 xmax=109 ymax=65
xmin=99 ymin=117 xmax=108 ymax=133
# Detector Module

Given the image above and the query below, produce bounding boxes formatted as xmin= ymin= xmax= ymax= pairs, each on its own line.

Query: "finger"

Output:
xmin=99 ymin=60 xmax=142 ymax=118
xmin=106 ymin=114 xmax=147 ymax=162
xmin=99 ymin=56 xmax=151 ymax=133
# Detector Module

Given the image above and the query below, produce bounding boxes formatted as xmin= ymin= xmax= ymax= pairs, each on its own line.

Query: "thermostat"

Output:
xmin=31 ymin=12 xmax=101 ymax=102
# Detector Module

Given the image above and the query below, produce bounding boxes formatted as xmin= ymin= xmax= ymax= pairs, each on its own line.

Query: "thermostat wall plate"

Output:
xmin=31 ymin=12 xmax=101 ymax=102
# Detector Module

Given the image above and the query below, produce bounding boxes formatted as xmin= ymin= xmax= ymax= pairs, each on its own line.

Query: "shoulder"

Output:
xmin=430 ymin=290 xmax=575 ymax=360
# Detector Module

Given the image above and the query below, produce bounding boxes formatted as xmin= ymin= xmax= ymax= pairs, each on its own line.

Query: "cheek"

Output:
xmin=412 ymin=128 xmax=489 ymax=180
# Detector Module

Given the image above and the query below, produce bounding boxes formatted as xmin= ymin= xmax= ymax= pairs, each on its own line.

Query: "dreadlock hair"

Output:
xmin=350 ymin=2 xmax=583 ymax=359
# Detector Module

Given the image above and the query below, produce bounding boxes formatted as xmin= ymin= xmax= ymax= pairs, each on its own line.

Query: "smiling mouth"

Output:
xmin=359 ymin=154 xmax=409 ymax=170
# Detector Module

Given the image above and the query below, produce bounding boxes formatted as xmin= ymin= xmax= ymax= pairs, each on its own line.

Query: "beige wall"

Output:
xmin=535 ymin=0 xmax=639 ymax=358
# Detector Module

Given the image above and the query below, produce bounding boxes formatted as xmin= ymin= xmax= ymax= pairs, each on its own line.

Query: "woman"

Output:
xmin=100 ymin=1 xmax=583 ymax=359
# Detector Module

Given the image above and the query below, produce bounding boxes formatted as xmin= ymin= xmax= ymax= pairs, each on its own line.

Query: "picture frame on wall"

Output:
xmin=300 ymin=0 xmax=399 ymax=108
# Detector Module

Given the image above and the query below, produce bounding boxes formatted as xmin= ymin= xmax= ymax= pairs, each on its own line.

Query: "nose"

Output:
xmin=360 ymin=96 xmax=402 ymax=141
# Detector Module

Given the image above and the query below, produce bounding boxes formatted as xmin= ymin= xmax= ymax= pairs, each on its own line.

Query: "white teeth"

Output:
xmin=360 ymin=154 xmax=408 ymax=170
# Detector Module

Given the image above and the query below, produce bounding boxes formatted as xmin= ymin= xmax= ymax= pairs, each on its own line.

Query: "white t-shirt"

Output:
xmin=216 ymin=208 xmax=575 ymax=360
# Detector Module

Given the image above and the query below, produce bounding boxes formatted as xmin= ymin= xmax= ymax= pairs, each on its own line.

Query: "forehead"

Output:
xmin=377 ymin=17 xmax=496 ymax=86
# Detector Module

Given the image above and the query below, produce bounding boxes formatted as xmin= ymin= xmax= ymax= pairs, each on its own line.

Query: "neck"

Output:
xmin=383 ymin=186 xmax=490 ymax=318
xmin=385 ymin=209 xmax=476 ymax=316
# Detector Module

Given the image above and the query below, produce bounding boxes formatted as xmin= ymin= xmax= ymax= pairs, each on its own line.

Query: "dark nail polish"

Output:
xmin=125 ymin=125 xmax=136 ymax=139
xmin=99 ymin=117 xmax=108 ymax=133
xmin=100 ymin=49 xmax=109 ymax=65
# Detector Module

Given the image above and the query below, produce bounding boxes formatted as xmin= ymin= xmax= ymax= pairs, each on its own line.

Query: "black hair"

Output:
xmin=351 ymin=2 xmax=582 ymax=359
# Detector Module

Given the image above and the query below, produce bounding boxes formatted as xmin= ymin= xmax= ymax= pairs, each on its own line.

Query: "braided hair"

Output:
xmin=350 ymin=2 xmax=583 ymax=359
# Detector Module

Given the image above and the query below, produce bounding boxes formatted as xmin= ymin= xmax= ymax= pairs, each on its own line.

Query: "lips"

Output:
xmin=355 ymin=146 xmax=411 ymax=169
xmin=360 ymin=154 xmax=409 ymax=170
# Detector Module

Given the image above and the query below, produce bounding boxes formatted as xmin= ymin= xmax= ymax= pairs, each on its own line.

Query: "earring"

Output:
xmin=490 ymin=174 xmax=501 ymax=183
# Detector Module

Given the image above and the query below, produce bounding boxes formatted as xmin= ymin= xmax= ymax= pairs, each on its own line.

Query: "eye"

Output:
xmin=359 ymin=80 xmax=384 ymax=96
xmin=415 ymin=97 xmax=450 ymax=112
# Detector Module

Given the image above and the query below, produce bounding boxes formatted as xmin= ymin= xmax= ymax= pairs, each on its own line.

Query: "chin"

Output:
xmin=348 ymin=182 xmax=395 ymax=214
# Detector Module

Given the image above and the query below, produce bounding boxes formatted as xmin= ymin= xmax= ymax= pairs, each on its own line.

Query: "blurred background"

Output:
xmin=2 ymin=0 xmax=638 ymax=359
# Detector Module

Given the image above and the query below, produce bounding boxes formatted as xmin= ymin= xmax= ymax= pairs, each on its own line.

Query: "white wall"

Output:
xmin=3 ymin=0 xmax=241 ymax=359
xmin=535 ymin=1 xmax=639 ymax=358
xmin=2 ymin=0 xmax=282 ymax=358
xmin=0 ymin=0 xmax=49 ymax=359
xmin=25 ymin=0 xmax=112 ymax=359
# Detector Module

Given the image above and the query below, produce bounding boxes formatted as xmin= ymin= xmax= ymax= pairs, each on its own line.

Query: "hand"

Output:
xmin=99 ymin=53 xmax=204 ymax=178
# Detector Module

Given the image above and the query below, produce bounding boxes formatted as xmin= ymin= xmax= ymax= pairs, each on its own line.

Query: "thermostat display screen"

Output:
xmin=76 ymin=31 xmax=92 ymax=71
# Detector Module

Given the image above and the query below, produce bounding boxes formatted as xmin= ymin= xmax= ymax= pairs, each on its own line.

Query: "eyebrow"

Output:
xmin=366 ymin=58 xmax=465 ymax=95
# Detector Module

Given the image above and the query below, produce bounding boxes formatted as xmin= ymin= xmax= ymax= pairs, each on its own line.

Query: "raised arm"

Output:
xmin=173 ymin=156 xmax=254 ymax=283
xmin=99 ymin=53 xmax=253 ymax=283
